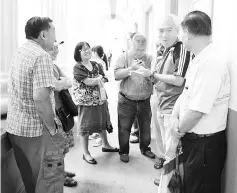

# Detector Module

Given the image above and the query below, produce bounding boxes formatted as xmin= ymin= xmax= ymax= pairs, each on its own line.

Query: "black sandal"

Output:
xmin=83 ymin=154 xmax=97 ymax=165
xmin=65 ymin=171 xmax=76 ymax=178
xmin=64 ymin=176 xmax=77 ymax=187
xmin=154 ymin=158 xmax=166 ymax=169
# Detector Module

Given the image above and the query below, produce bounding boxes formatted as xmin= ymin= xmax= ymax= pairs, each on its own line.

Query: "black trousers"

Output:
xmin=182 ymin=130 xmax=227 ymax=193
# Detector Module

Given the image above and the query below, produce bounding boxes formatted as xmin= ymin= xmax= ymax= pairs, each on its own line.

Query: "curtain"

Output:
xmin=0 ymin=0 xmax=18 ymax=73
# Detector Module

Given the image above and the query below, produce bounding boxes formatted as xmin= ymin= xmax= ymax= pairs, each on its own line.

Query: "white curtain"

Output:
xmin=0 ymin=0 xmax=18 ymax=73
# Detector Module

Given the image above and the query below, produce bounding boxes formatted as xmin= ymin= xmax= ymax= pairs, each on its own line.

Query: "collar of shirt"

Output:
xmin=28 ymin=39 xmax=45 ymax=51
xmin=192 ymin=42 xmax=213 ymax=65
xmin=163 ymin=38 xmax=179 ymax=54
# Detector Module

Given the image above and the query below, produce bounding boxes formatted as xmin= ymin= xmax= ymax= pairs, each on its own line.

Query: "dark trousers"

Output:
xmin=8 ymin=129 xmax=66 ymax=193
xmin=117 ymin=93 xmax=152 ymax=154
xmin=182 ymin=130 xmax=227 ymax=193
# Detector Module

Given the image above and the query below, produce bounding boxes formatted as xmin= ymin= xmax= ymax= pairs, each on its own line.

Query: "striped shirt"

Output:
xmin=6 ymin=40 xmax=55 ymax=137
xmin=154 ymin=40 xmax=192 ymax=114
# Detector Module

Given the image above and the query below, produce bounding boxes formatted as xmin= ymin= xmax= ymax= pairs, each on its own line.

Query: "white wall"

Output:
xmin=213 ymin=1 xmax=237 ymax=193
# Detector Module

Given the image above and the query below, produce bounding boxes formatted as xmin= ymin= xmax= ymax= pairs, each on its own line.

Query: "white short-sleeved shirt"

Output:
xmin=179 ymin=43 xmax=230 ymax=134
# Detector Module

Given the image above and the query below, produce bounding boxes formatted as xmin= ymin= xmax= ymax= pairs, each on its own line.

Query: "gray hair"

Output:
xmin=157 ymin=14 xmax=181 ymax=31
xmin=132 ymin=34 xmax=147 ymax=47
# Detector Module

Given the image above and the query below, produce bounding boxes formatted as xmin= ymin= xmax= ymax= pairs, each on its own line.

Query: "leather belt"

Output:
xmin=185 ymin=131 xmax=222 ymax=140
xmin=119 ymin=92 xmax=148 ymax=102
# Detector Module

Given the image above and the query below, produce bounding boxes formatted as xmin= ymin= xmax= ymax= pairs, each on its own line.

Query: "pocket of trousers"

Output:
xmin=43 ymin=158 xmax=64 ymax=179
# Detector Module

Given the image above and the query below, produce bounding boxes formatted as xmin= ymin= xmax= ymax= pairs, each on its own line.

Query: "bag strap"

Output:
xmin=175 ymin=140 xmax=182 ymax=174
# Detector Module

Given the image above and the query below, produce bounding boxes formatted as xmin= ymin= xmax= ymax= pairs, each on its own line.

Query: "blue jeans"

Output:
xmin=117 ymin=93 xmax=152 ymax=154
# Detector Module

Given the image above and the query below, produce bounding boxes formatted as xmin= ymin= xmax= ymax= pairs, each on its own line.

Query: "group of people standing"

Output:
xmin=5 ymin=10 xmax=230 ymax=193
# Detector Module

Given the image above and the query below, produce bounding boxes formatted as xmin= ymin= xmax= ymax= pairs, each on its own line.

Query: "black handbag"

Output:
xmin=59 ymin=89 xmax=78 ymax=116
xmin=56 ymin=106 xmax=74 ymax=132
xmin=167 ymin=142 xmax=184 ymax=193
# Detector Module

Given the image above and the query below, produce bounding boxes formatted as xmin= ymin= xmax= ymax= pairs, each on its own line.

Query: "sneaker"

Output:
xmin=89 ymin=133 xmax=99 ymax=140
xmin=141 ymin=150 xmax=156 ymax=159
xmin=120 ymin=154 xmax=129 ymax=163
xmin=130 ymin=137 xmax=139 ymax=143
xmin=92 ymin=138 xmax=102 ymax=147
xmin=154 ymin=179 xmax=160 ymax=186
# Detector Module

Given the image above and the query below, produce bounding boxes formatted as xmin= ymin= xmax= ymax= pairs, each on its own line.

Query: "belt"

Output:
xmin=185 ymin=131 xmax=223 ymax=140
xmin=119 ymin=92 xmax=148 ymax=102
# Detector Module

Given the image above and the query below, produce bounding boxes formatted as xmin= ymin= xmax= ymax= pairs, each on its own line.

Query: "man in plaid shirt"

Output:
xmin=6 ymin=17 xmax=65 ymax=193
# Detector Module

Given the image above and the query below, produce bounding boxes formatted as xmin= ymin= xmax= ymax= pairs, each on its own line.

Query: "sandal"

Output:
xmin=83 ymin=154 xmax=97 ymax=165
xmin=64 ymin=176 xmax=77 ymax=187
xmin=65 ymin=171 xmax=76 ymax=178
xmin=154 ymin=158 xmax=166 ymax=169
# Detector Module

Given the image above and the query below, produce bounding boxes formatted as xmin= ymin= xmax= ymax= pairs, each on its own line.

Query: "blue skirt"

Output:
xmin=77 ymin=102 xmax=111 ymax=136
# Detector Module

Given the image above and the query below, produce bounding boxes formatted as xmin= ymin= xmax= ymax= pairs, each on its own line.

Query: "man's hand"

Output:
xmin=133 ymin=66 xmax=152 ymax=77
xmin=129 ymin=60 xmax=141 ymax=71
xmin=59 ymin=77 xmax=72 ymax=90
xmin=168 ymin=118 xmax=185 ymax=140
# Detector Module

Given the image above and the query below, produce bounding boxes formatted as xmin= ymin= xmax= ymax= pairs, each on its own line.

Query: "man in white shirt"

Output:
xmin=171 ymin=11 xmax=230 ymax=193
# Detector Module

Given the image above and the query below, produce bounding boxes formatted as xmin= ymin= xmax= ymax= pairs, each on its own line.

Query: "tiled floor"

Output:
xmin=64 ymin=68 xmax=161 ymax=193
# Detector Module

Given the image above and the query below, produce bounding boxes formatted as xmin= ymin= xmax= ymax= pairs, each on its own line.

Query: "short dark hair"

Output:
xmin=74 ymin=42 xmax=90 ymax=62
xmin=25 ymin=17 xmax=53 ymax=39
xmin=181 ymin=11 xmax=212 ymax=36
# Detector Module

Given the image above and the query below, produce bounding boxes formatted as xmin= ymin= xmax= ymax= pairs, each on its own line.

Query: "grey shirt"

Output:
xmin=114 ymin=52 xmax=153 ymax=100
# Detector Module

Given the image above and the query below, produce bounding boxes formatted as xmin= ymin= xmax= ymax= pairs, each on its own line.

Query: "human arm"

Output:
xmin=33 ymin=54 xmax=57 ymax=136
xmin=153 ymin=74 xmax=184 ymax=86
xmin=114 ymin=54 xmax=140 ymax=80
xmin=54 ymin=77 xmax=72 ymax=91
xmin=178 ymin=66 xmax=222 ymax=133
xmin=154 ymin=44 xmax=191 ymax=86
xmin=96 ymin=62 xmax=109 ymax=83
xmin=73 ymin=63 xmax=102 ymax=86
xmin=34 ymin=87 xmax=57 ymax=135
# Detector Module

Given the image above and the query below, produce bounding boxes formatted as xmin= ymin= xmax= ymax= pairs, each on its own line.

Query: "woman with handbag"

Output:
xmin=49 ymin=41 xmax=78 ymax=187
xmin=73 ymin=41 xmax=119 ymax=165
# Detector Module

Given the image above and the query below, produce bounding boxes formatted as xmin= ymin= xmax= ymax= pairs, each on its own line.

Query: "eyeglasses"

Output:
xmin=80 ymin=48 xmax=91 ymax=52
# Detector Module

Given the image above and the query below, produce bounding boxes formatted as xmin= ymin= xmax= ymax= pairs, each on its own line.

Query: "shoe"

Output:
xmin=102 ymin=147 xmax=119 ymax=152
xmin=65 ymin=171 xmax=76 ymax=178
xmin=130 ymin=138 xmax=139 ymax=143
xmin=64 ymin=176 xmax=77 ymax=187
xmin=92 ymin=138 xmax=102 ymax=147
xmin=141 ymin=150 xmax=156 ymax=159
xmin=89 ymin=133 xmax=99 ymax=140
xmin=82 ymin=154 xmax=97 ymax=165
xmin=154 ymin=158 xmax=166 ymax=169
xmin=120 ymin=154 xmax=129 ymax=163
xmin=130 ymin=132 xmax=137 ymax=137
xmin=154 ymin=179 xmax=160 ymax=186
